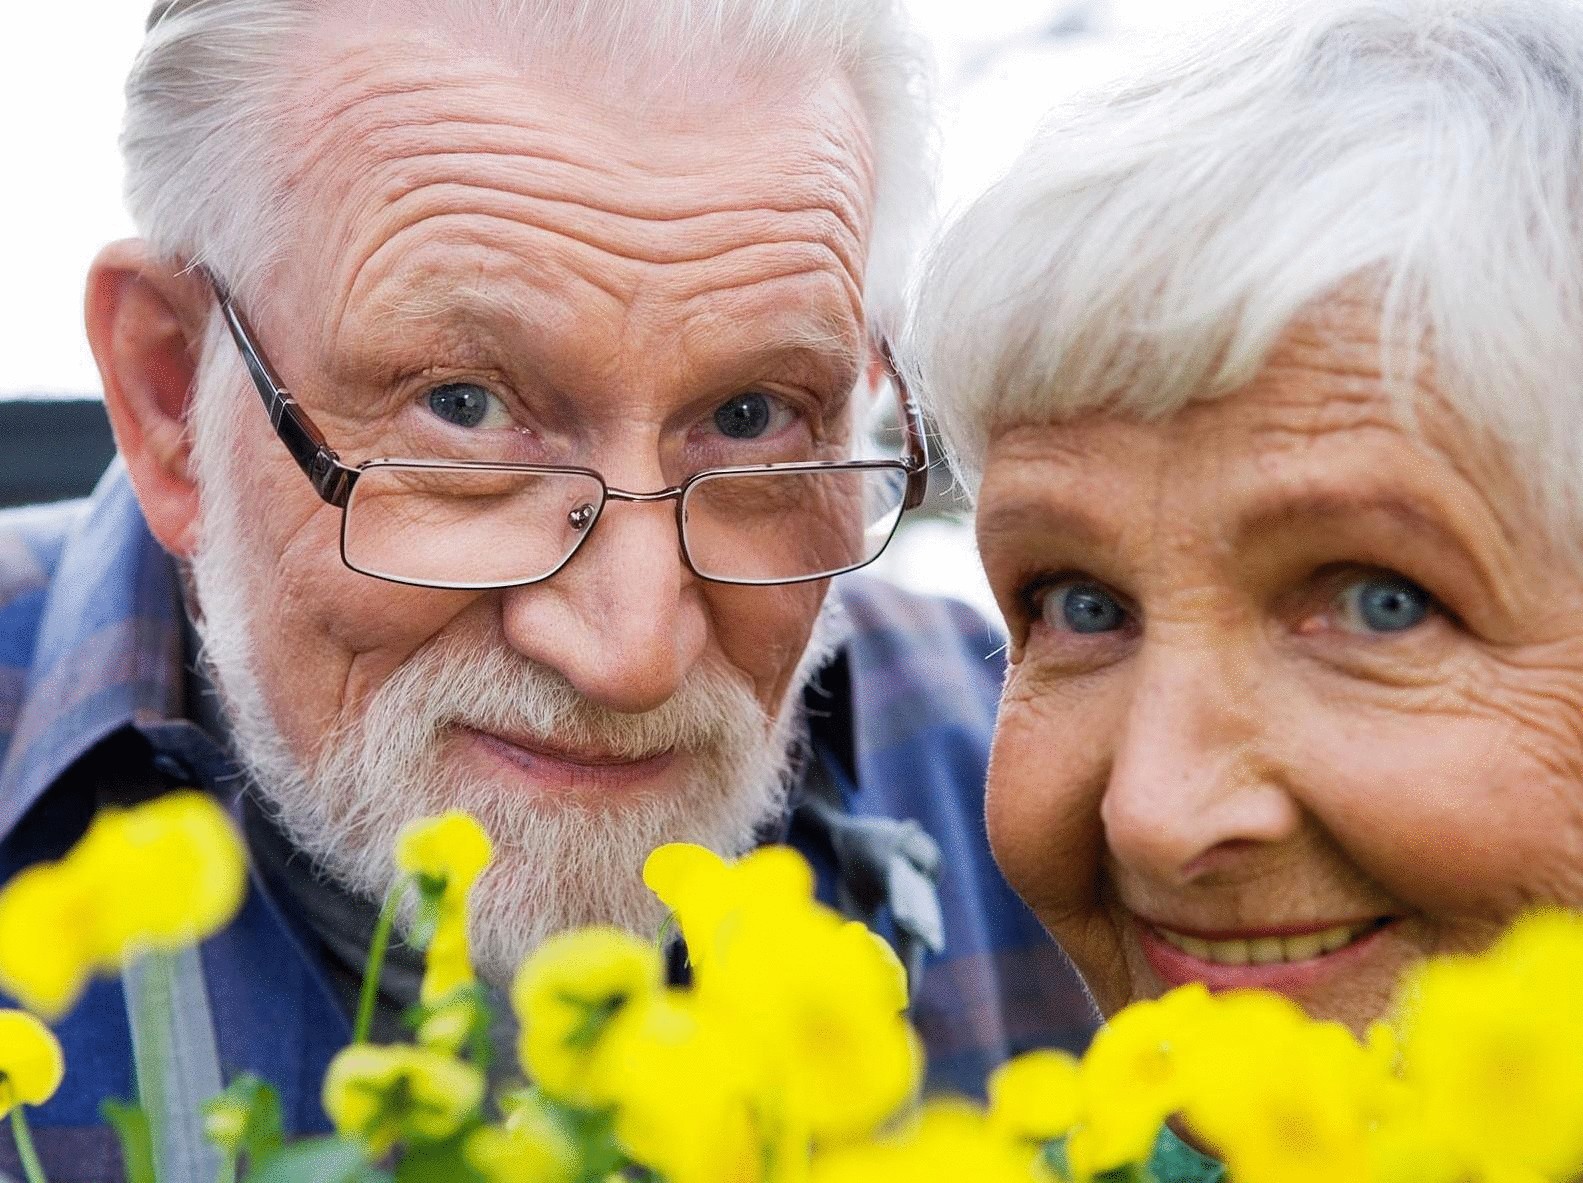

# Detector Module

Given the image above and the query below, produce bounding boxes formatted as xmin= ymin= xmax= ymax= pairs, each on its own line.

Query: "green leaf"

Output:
xmin=102 ymin=1099 xmax=155 ymax=1183
xmin=1044 ymin=1138 xmax=1162 ymax=1183
xmin=205 ymin=1073 xmax=286 ymax=1170
xmin=557 ymin=1103 xmax=624 ymax=1182
xmin=409 ymin=875 xmax=447 ymax=950
xmin=654 ymin=913 xmax=679 ymax=953
xmin=392 ymin=1136 xmax=488 ymax=1183
xmin=1094 ymin=1166 xmax=1159 ymax=1183
xmin=242 ymin=1136 xmax=390 ymax=1183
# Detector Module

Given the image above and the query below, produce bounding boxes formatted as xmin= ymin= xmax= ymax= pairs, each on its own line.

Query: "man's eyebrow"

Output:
xmin=369 ymin=285 xmax=864 ymax=380
xmin=375 ymin=285 xmax=531 ymax=325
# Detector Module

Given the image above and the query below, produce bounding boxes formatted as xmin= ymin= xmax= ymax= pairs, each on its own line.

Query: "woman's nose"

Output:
xmin=1099 ymin=639 xmax=1303 ymax=886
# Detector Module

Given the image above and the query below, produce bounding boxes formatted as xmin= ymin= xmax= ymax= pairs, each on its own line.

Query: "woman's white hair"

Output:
xmin=124 ymin=0 xmax=932 ymax=330
xmin=907 ymin=0 xmax=1583 ymax=547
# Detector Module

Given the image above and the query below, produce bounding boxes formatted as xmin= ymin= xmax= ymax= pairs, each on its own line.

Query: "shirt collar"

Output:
xmin=0 ymin=463 xmax=185 ymax=840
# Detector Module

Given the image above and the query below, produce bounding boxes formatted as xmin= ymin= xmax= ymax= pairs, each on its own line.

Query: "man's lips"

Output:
xmin=1134 ymin=912 xmax=1400 ymax=992
xmin=461 ymin=726 xmax=677 ymax=792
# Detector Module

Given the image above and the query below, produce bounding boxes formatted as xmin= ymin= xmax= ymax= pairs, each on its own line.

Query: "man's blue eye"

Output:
xmin=1340 ymin=576 xmax=1432 ymax=633
xmin=714 ymin=393 xmax=774 ymax=440
xmin=426 ymin=383 xmax=495 ymax=428
xmin=1042 ymin=581 xmax=1128 ymax=634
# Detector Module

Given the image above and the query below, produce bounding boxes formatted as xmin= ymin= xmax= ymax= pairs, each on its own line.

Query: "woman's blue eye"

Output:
xmin=1339 ymin=575 xmax=1433 ymax=634
xmin=1041 ymin=581 xmax=1129 ymax=635
xmin=714 ymin=392 xmax=775 ymax=440
xmin=426 ymin=383 xmax=497 ymax=429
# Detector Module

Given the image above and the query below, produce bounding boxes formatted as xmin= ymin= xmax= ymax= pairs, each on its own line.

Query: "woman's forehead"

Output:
xmin=975 ymin=330 xmax=1532 ymax=578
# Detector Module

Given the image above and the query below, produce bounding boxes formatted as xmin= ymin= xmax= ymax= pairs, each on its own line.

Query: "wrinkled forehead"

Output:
xmin=260 ymin=8 xmax=877 ymax=330
xmin=978 ymin=306 xmax=1550 ymax=576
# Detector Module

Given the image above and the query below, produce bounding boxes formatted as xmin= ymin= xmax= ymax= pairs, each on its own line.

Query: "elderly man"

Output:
xmin=0 ymin=0 xmax=1092 ymax=1174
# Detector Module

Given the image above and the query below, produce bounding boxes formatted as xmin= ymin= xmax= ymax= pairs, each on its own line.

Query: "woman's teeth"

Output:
xmin=1154 ymin=921 xmax=1380 ymax=966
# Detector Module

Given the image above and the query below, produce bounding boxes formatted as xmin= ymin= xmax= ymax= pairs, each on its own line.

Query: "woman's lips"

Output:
xmin=1135 ymin=914 xmax=1399 ymax=993
xmin=462 ymin=726 xmax=677 ymax=794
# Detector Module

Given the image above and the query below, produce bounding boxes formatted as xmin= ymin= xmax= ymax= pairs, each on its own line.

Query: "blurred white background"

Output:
xmin=0 ymin=0 xmax=1240 ymax=614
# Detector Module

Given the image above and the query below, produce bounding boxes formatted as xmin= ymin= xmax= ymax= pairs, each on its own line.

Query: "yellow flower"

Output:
xmin=0 ymin=1010 xmax=64 ymax=1117
xmin=322 ymin=1044 xmax=485 ymax=1157
xmin=1398 ymin=911 xmax=1583 ymax=1180
xmin=396 ymin=812 xmax=493 ymax=1003
xmin=1073 ymin=983 xmax=1213 ymax=1173
xmin=511 ymin=927 xmax=662 ymax=1107
xmin=989 ymin=1049 xmax=1082 ymax=1144
xmin=415 ymin=990 xmax=487 ymax=1056
xmin=599 ymin=989 xmax=799 ymax=1183
xmin=809 ymin=1099 xmax=1038 ymax=1183
xmin=0 ymin=860 xmax=101 ymax=1018
xmin=395 ymin=812 xmax=493 ymax=906
xmin=1366 ymin=1099 xmax=1484 ymax=1183
xmin=647 ymin=844 xmax=919 ymax=1145
xmin=420 ymin=907 xmax=475 ymax=1006
xmin=203 ymin=1096 xmax=248 ymax=1156
xmin=0 ymin=792 xmax=246 ymax=1018
xmin=701 ymin=900 xmax=921 ymax=1145
xmin=465 ymin=1092 xmax=580 ymax=1183
xmin=644 ymin=843 xmax=813 ymax=973
xmin=77 ymin=791 xmax=247 ymax=956
xmin=1179 ymin=993 xmax=1379 ymax=1183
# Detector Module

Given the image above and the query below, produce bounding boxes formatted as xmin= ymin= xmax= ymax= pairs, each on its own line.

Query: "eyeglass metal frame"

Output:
xmin=205 ymin=270 xmax=930 ymax=590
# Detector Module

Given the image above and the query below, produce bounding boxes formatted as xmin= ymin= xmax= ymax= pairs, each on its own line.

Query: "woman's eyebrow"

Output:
xmin=1236 ymin=488 xmax=1472 ymax=547
xmin=975 ymin=497 xmax=1117 ymax=553
xmin=1235 ymin=488 xmax=1512 ymax=599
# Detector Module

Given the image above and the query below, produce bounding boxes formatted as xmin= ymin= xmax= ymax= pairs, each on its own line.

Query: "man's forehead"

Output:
xmin=279 ymin=13 xmax=876 ymax=204
xmin=263 ymin=16 xmax=878 ymax=346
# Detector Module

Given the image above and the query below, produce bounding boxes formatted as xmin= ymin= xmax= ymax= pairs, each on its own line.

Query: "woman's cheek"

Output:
xmin=1276 ymin=677 xmax=1583 ymax=922
xmin=985 ymin=668 xmax=1113 ymax=923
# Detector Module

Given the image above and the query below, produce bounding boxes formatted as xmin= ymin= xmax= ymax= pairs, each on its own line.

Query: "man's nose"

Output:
xmin=1099 ymin=640 xmax=1301 ymax=886
xmin=497 ymin=492 xmax=707 ymax=715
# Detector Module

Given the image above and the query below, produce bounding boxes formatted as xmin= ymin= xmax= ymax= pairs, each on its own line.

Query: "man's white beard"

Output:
xmin=188 ymin=375 xmax=838 ymax=986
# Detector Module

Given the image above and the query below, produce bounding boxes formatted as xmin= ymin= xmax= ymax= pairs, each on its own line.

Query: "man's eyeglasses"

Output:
xmin=206 ymin=274 xmax=928 ymax=589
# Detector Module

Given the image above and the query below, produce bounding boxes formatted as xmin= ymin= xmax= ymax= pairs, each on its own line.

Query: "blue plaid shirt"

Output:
xmin=0 ymin=463 xmax=1097 ymax=1180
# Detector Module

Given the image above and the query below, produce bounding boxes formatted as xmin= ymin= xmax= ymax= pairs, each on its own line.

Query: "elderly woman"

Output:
xmin=906 ymin=0 xmax=1583 ymax=1048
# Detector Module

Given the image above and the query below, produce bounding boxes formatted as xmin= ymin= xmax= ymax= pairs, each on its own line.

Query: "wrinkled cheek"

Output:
xmin=985 ymin=701 xmax=1108 ymax=929
xmin=705 ymin=581 xmax=827 ymax=715
xmin=1289 ymin=704 xmax=1583 ymax=924
xmin=243 ymin=500 xmax=474 ymax=753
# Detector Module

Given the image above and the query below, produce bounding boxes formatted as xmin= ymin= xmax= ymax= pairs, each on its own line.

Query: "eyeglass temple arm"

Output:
xmin=206 ymin=272 xmax=358 ymax=509
xmin=881 ymin=341 xmax=930 ymax=512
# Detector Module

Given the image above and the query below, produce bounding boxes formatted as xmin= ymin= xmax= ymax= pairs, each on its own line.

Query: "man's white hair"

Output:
xmin=125 ymin=0 xmax=932 ymax=332
xmin=906 ymin=0 xmax=1583 ymax=551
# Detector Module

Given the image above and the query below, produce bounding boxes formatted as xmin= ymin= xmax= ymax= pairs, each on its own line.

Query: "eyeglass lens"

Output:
xmin=340 ymin=462 xmax=909 ymax=588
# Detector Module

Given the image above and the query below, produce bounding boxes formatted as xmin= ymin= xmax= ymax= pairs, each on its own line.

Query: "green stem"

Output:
xmin=215 ymin=1148 xmax=237 ymax=1183
xmin=11 ymin=1106 xmax=48 ymax=1183
xmin=355 ymin=879 xmax=407 ymax=1044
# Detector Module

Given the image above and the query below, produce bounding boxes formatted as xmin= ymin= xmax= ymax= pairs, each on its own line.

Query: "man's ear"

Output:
xmin=85 ymin=241 xmax=213 ymax=560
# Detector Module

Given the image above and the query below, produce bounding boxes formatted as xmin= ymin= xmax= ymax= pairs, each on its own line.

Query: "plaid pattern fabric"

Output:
xmin=0 ymin=463 xmax=1097 ymax=1177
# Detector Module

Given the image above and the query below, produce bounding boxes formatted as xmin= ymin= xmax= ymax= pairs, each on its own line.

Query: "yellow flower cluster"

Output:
xmin=307 ymin=830 xmax=1583 ymax=1183
xmin=0 ymin=791 xmax=245 ymax=1018
xmin=509 ymin=842 xmax=924 ymax=1183
xmin=6 ymin=798 xmax=1583 ymax=1183
xmin=1003 ymin=910 xmax=1583 ymax=1183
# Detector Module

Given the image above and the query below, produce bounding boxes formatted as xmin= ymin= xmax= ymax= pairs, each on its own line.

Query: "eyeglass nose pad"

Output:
xmin=568 ymin=503 xmax=597 ymax=532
